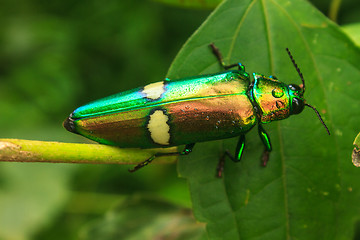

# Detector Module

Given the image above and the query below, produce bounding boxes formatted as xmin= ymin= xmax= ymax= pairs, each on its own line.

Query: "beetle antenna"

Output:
xmin=286 ymin=48 xmax=305 ymax=92
xmin=305 ymin=103 xmax=330 ymax=135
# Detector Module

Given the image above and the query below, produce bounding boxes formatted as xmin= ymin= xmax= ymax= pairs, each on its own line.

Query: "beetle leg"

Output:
xmin=261 ymin=150 xmax=270 ymax=167
xmin=180 ymin=143 xmax=196 ymax=155
xmin=217 ymin=150 xmax=230 ymax=178
xmin=257 ymin=124 xmax=272 ymax=166
xmin=209 ymin=43 xmax=245 ymax=71
xmin=234 ymin=134 xmax=246 ymax=162
xmin=216 ymin=134 xmax=245 ymax=177
xmin=128 ymin=143 xmax=195 ymax=172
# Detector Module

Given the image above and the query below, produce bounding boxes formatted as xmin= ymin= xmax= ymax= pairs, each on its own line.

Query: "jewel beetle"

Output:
xmin=63 ymin=44 xmax=330 ymax=173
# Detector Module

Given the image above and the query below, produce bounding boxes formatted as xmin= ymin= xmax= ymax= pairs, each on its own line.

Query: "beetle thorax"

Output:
xmin=251 ymin=74 xmax=291 ymax=124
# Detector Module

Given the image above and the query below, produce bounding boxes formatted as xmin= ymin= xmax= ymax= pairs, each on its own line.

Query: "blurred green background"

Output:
xmin=0 ymin=0 xmax=359 ymax=239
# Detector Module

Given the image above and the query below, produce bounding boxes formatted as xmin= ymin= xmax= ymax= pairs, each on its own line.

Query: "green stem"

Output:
xmin=328 ymin=0 xmax=342 ymax=23
xmin=0 ymin=139 xmax=178 ymax=164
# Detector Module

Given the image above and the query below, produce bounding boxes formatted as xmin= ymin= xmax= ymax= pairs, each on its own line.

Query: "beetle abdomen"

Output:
xmin=65 ymin=70 xmax=256 ymax=148
xmin=66 ymin=94 xmax=256 ymax=148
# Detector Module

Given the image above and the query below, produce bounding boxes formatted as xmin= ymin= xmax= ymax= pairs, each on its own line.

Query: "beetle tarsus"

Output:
xmin=217 ymin=150 xmax=235 ymax=178
xmin=261 ymin=150 xmax=270 ymax=167
xmin=128 ymin=155 xmax=156 ymax=172
xmin=209 ymin=43 xmax=244 ymax=70
xmin=128 ymin=143 xmax=196 ymax=173
xmin=216 ymin=155 xmax=225 ymax=178
xmin=209 ymin=43 xmax=226 ymax=68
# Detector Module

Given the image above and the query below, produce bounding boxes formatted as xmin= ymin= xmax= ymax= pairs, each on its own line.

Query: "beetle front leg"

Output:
xmin=258 ymin=124 xmax=272 ymax=166
xmin=128 ymin=143 xmax=195 ymax=173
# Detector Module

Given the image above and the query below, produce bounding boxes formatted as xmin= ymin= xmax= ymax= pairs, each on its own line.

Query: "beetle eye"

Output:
xmin=288 ymin=84 xmax=301 ymax=92
xmin=292 ymin=97 xmax=305 ymax=115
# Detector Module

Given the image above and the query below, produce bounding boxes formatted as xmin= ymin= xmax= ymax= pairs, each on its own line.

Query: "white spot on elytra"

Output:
xmin=147 ymin=110 xmax=170 ymax=145
xmin=142 ymin=81 xmax=165 ymax=100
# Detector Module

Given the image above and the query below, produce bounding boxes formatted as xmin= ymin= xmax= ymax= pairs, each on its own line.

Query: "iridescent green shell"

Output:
xmin=66 ymin=70 xmax=258 ymax=148
xmin=252 ymin=73 xmax=291 ymax=123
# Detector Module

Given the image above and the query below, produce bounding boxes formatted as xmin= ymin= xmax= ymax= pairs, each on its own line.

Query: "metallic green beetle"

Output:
xmin=63 ymin=44 xmax=330 ymax=173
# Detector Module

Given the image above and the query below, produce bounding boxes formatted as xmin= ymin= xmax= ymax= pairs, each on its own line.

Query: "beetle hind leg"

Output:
xmin=216 ymin=134 xmax=245 ymax=177
xmin=128 ymin=143 xmax=195 ymax=173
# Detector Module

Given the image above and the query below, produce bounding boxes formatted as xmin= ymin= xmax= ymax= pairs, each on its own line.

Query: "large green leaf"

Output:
xmin=343 ymin=23 xmax=360 ymax=47
xmin=168 ymin=0 xmax=360 ymax=239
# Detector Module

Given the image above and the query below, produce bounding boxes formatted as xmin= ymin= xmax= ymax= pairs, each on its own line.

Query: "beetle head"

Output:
xmin=286 ymin=48 xmax=330 ymax=135
xmin=287 ymin=83 xmax=305 ymax=115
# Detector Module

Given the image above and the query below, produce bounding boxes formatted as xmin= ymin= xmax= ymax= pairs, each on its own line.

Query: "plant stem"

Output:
xmin=0 ymin=139 xmax=177 ymax=164
xmin=329 ymin=0 xmax=342 ymax=23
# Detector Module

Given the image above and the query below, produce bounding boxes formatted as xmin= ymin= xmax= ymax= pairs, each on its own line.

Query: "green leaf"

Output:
xmin=80 ymin=196 xmax=206 ymax=240
xmin=342 ymin=23 xmax=360 ymax=46
xmin=168 ymin=0 xmax=360 ymax=239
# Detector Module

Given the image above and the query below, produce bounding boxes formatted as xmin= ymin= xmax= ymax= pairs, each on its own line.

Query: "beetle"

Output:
xmin=63 ymin=44 xmax=330 ymax=174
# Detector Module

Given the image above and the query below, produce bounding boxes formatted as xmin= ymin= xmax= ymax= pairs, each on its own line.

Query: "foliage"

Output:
xmin=1 ymin=0 xmax=360 ymax=239
xmin=170 ymin=0 xmax=360 ymax=239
